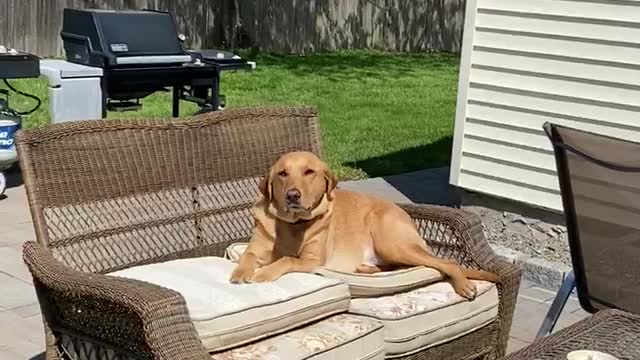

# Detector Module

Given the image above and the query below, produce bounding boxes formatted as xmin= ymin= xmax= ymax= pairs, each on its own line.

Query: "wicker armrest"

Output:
xmin=400 ymin=204 xmax=518 ymax=275
xmin=22 ymin=241 xmax=210 ymax=360
xmin=400 ymin=203 xmax=522 ymax=358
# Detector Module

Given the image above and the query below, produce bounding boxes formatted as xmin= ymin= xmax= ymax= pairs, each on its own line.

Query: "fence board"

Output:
xmin=0 ymin=0 xmax=464 ymax=57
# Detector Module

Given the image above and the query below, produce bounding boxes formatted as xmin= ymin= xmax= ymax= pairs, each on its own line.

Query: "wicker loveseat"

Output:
xmin=17 ymin=107 xmax=521 ymax=360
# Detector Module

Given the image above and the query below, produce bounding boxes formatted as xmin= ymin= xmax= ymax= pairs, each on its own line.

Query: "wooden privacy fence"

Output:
xmin=0 ymin=0 xmax=465 ymax=57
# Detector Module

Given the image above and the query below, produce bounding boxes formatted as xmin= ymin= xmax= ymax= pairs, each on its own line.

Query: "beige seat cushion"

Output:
xmin=349 ymin=280 xmax=499 ymax=358
xmin=109 ymin=256 xmax=350 ymax=352
xmin=225 ymin=242 xmax=443 ymax=297
xmin=211 ymin=314 xmax=385 ymax=360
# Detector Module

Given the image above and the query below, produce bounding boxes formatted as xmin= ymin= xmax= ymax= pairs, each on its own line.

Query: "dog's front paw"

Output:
xmin=230 ymin=265 xmax=255 ymax=284
xmin=249 ymin=267 xmax=280 ymax=283
xmin=451 ymin=278 xmax=478 ymax=301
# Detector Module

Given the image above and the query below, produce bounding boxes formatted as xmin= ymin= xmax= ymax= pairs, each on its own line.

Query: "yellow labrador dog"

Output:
xmin=230 ymin=151 xmax=499 ymax=299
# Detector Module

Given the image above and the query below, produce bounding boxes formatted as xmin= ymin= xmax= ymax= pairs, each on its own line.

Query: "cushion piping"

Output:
xmin=198 ymin=281 xmax=348 ymax=321
xmin=359 ymin=348 xmax=385 ymax=360
xmin=386 ymin=303 xmax=499 ymax=342
xmin=385 ymin=319 xmax=498 ymax=359
xmin=226 ymin=243 xmax=443 ymax=298
xmin=345 ymin=281 xmax=436 ymax=291
xmin=351 ymin=283 xmax=496 ymax=320
xmin=315 ymin=266 xmax=435 ymax=278
xmin=304 ymin=323 xmax=385 ymax=360
xmin=200 ymin=294 xmax=351 ymax=339
xmin=208 ymin=307 xmax=349 ymax=353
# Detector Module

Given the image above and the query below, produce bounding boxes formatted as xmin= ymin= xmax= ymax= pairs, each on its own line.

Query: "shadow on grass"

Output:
xmin=343 ymin=136 xmax=456 ymax=205
xmin=241 ymin=51 xmax=459 ymax=82
xmin=344 ymin=136 xmax=453 ymax=178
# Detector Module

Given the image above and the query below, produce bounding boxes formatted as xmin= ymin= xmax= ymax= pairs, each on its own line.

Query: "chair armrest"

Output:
xmin=23 ymin=241 xmax=210 ymax=360
xmin=399 ymin=203 xmax=522 ymax=358
xmin=400 ymin=204 xmax=519 ymax=275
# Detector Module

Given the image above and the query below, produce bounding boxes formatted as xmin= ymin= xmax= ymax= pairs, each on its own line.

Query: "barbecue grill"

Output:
xmin=61 ymin=8 xmax=252 ymax=117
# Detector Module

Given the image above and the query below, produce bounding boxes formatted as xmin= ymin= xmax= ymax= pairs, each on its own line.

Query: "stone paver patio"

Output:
xmin=0 ymin=168 xmax=589 ymax=359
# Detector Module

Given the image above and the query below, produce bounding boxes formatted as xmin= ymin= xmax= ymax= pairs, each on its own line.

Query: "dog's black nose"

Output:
xmin=285 ymin=189 xmax=301 ymax=203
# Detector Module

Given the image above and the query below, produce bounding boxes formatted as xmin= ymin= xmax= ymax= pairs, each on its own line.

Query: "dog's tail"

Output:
xmin=462 ymin=268 xmax=501 ymax=283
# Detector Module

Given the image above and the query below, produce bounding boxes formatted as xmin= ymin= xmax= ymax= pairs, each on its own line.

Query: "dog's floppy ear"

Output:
xmin=259 ymin=168 xmax=273 ymax=200
xmin=321 ymin=162 xmax=338 ymax=200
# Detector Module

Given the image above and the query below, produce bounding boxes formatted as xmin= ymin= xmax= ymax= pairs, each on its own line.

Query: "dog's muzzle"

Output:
xmin=285 ymin=188 xmax=302 ymax=208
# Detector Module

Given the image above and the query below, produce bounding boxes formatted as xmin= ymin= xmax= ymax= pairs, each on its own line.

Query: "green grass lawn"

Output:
xmin=1 ymin=51 xmax=460 ymax=180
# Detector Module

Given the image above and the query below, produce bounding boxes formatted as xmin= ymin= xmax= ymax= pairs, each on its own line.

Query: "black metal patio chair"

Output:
xmin=536 ymin=122 xmax=640 ymax=338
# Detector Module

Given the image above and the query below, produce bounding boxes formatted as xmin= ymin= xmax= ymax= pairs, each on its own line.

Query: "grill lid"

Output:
xmin=62 ymin=8 xmax=190 ymax=67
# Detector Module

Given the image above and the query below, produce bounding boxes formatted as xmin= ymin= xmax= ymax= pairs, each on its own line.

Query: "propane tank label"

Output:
xmin=0 ymin=123 xmax=19 ymax=151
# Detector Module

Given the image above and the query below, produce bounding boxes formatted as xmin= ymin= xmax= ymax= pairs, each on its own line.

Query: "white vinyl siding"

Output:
xmin=450 ymin=0 xmax=640 ymax=212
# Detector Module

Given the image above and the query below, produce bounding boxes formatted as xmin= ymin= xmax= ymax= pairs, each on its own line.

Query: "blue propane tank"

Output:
xmin=0 ymin=117 xmax=19 ymax=162
xmin=0 ymin=94 xmax=21 ymax=194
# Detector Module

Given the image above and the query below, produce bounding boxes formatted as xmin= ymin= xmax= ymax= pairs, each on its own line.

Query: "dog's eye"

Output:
xmin=305 ymin=169 xmax=315 ymax=175
xmin=278 ymin=170 xmax=288 ymax=177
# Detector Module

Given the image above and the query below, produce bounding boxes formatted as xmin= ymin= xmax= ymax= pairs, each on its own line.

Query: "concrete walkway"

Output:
xmin=0 ymin=169 xmax=588 ymax=359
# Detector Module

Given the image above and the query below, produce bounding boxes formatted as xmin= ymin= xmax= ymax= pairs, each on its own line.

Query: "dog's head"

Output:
xmin=259 ymin=151 xmax=337 ymax=217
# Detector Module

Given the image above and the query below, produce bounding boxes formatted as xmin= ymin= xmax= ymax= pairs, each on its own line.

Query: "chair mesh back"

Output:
xmin=17 ymin=107 xmax=321 ymax=274
xmin=545 ymin=123 xmax=640 ymax=314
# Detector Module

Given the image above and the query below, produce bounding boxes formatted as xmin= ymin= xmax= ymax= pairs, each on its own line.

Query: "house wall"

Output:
xmin=450 ymin=0 xmax=640 ymax=212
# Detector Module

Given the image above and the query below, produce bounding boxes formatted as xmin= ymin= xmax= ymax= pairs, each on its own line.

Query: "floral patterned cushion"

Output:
xmin=349 ymin=280 xmax=500 ymax=357
xmin=211 ymin=314 xmax=384 ymax=360
xmin=225 ymin=242 xmax=443 ymax=297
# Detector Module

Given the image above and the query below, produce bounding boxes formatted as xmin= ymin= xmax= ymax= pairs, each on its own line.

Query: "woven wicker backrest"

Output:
xmin=17 ymin=107 xmax=321 ymax=274
xmin=545 ymin=122 xmax=640 ymax=314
